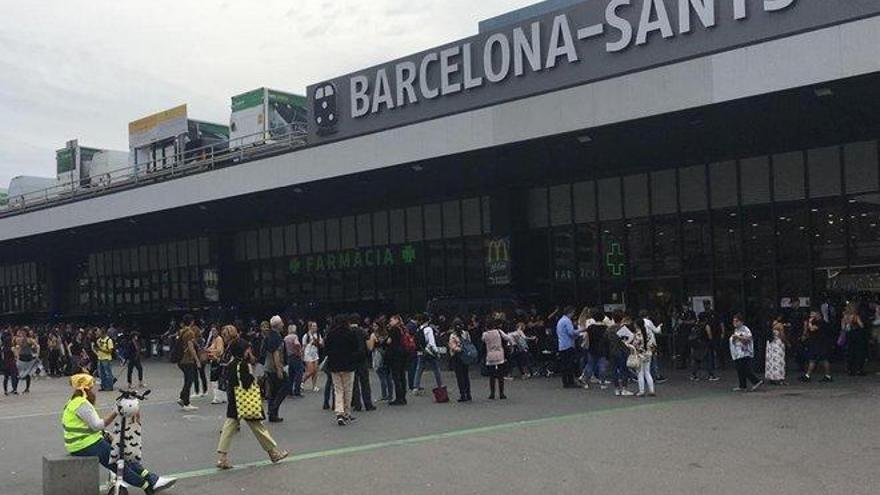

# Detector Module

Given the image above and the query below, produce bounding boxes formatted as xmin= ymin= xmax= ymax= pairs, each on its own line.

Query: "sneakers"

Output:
xmin=751 ymin=380 xmax=764 ymax=391
xmin=614 ymin=390 xmax=622 ymax=396
xmin=620 ymin=390 xmax=634 ymax=397
xmin=800 ymin=375 xmax=811 ymax=383
xmin=337 ymin=416 xmax=347 ymax=426
xmin=148 ymin=476 xmax=177 ymax=494
xmin=181 ymin=404 xmax=198 ymax=412
xmin=655 ymin=377 xmax=669 ymax=384
xmin=211 ymin=398 xmax=227 ymax=405
xmin=820 ymin=375 xmax=833 ymax=383
xmin=689 ymin=375 xmax=701 ymax=382
xmin=732 ymin=387 xmax=746 ymax=392
xmin=708 ymin=376 xmax=721 ymax=382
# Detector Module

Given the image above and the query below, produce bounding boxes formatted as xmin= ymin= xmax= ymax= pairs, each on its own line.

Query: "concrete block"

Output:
xmin=42 ymin=455 xmax=98 ymax=495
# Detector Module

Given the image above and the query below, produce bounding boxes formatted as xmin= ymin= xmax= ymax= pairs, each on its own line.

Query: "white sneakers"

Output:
xmin=150 ymin=476 xmax=177 ymax=493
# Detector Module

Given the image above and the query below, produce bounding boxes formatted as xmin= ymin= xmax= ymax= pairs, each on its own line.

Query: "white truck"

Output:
xmin=230 ymin=88 xmax=307 ymax=147
xmin=56 ymin=140 xmax=130 ymax=189
xmin=6 ymin=175 xmax=57 ymax=208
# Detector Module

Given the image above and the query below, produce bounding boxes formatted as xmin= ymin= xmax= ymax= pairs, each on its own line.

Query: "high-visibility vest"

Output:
xmin=61 ymin=396 xmax=103 ymax=453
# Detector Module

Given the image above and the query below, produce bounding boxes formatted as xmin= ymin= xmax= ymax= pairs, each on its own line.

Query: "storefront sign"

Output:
xmin=486 ymin=236 xmax=511 ymax=286
xmin=605 ymin=241 xmax=626 ymax=277
xmin=289 ymin=244 xmax=418 ymax=275
xmin=308 ymin=0 xmax=880 ymax=143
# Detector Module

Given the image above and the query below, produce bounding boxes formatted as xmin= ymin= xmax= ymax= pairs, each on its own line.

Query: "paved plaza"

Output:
xmin=1 ymin=361 xmax=878 ymax=495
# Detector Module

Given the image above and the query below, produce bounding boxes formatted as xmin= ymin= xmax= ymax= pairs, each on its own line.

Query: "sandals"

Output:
xmin=216 ymin=458 xmax=233 ymax=470
xmin=269 ymin=449 xmax=289 ymax=463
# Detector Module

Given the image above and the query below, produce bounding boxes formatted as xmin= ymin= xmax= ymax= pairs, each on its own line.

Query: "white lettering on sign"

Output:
xmin=346 ymin=0 xmax=799 ymax=118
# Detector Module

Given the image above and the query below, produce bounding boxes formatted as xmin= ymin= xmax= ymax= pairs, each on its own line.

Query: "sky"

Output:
xmin=0 ymin=0 xmax=540 ymax=187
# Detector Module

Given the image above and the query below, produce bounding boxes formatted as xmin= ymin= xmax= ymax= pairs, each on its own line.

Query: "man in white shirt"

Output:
xmin=729 ymin=314 xmax=763 ymax=392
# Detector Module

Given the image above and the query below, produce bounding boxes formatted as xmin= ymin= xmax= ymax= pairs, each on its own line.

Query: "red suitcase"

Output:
xmin=432 ymin=386 xmax=449 ymax=403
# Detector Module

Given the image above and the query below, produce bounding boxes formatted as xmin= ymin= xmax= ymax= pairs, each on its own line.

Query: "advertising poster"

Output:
xmin=486 ymin=236 xmax=511 ymax=286
xmin=128 ymin=104 xmax=188 ymax=149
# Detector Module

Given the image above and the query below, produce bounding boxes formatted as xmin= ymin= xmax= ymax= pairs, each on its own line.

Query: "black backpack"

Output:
xmin=169 ymin=333 xmax=184 ymax=363
xmin=415 ymin=326 xmax=429 ymax=351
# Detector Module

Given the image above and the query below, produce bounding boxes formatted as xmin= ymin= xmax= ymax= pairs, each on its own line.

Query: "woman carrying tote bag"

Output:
xmin=216 ymin=328 xmax=288 ymax=470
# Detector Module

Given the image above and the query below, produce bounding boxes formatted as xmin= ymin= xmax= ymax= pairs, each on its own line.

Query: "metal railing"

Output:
xmin=0 ymin=123 xmax=310 ymax=218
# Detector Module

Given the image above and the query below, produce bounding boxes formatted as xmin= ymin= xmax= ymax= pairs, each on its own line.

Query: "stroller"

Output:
xmin=107 ymin=389 xmax=150 ymax=495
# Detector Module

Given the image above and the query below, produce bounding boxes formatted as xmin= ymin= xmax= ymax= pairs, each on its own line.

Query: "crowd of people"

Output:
xmin=0 ymin=299 xmax=877 ymax=492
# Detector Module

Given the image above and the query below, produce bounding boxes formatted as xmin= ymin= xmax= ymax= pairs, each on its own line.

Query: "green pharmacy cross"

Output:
xmin=401 ymin=245 xmax=417 ymax=264
xmin=605 ymin=242 xmax=625 ymax=277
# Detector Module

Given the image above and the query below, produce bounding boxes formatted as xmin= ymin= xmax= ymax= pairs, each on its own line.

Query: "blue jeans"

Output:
xmin=288 ymin=358 xmax=304 ymax=396
xmin=413 ymin=355 xmax=442 ymax=390
xmin=612 ymin=352 xmax=629 ymax=389
xmin=98 ymin=360 xmax=115 ymax=391
xmin=584 ymin=354 xmax=608 ymax=382
xmin=407 ymin=357 xmax=418 ymax=389
xmin=72 ymin=438 xmax=157 ymax=489
xmin=376 ymin=366 xmax=393 ymax=400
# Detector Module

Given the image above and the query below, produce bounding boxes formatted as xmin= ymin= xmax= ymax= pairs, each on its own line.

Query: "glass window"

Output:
xmin=157 ymin=244 xmax=168 ymax=270
xmin=598 ymin=178 xmax=622 ymax=221
xmin=326 ymin=218 xmax=340 ymax=251
xmin=445 ymin=239 xmax=464 ymax=290
xmin=373 ymin=211 xmax=389 ymax=245
xmin=341 ymin=216 xmax=356 ymax=249
xmin=600 ymin=223 xmax=627 ymax=284
xmin=573 ymin=181 xmax=596 ymax=224
xmin=246 ymin=231 xmax=258 ymax=260
xmin=776 ymin=205 xmax=810 ymax=265
xmin=198 ymin=238 xmax=209 ymax=266
xmin=551 ymin=227 xmax=575 ymax=302
xmin=549 ymin=184 xmax=573 ymax=226
xmin=773 ymin=151 xmax=805 ymax=202
xmin=849 ymin=193 xmax=880 ymax=264
xmin=682 ymin=213 xmax=711 ymax=269
xmin=187 ymin=238 xmax=198 ymax=266
xmin=740 ymin=156 xmax=770 ymax=205
xmin=651 ymin=170 xmax=677 ymax=215
xmin=406 ymin=206 xmax=423 ymax=241
xmin=357 ymin=214 xmax=372 ymax=247
xmin=462 ymin=198 xmax=481 ymax=236
xmin=424 ymin=203 xmax=442 ymax=240
xmin=166 ymin=245 xmax=177 ymax=270
xmin=623 ymin=174 xmax=649 ymax=218
xmin=284 ymin=225 xmax=297 ymax=255
xmin=258 ymin=229 xmax=271 ymax=259
xmin=426 ymin=240 xmax=444 ymax=289
xmin=713 ymin=209 xmax=741 ymax=272
xmin=808 ymin=146 xmax=841 ymax=198
xmin=312 ymin=221 xmax=326 ymax=253
xmin=653 ymin=216 xmax=680 ymax=275
xmin=844 ymin=140 xmax=878 ymax=195
xmin=812 ymin=202 xmax=846 ymax=266
xmin=744 ymin=207 xmax=775 ymax=267
xmin=627 ymin=219 xmax=652 ymax=278
xmin=482 ymin=196 xmax=491 ymax=233
xmin=95 ymin=252 xmax=105 ymax=277
xmin=710 ymin=161 xmax=738 ymax=209
xmin=129 ymin=248 xmax=139 ymax=273
xmin=390 ymin=209 xmax=405 ymax=244
xmin=528 ymin=188 xmax=549 ymax=228
xmin=297 ymin=223 xmax=312 ymax=254
xmin=575 ymin=224 xmax=598 ymax=283
xmin=464 ymin=236 xmax=485 ymax=296
xmin=679 ymin=166 xmax=707 ymax=213
xmin=271 ymin=227 xmax=285 ymax=258
xmin=443 ymin=201 xmax=462 ymax=238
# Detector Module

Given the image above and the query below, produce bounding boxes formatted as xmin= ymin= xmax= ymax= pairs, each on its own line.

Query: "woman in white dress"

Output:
xmin=765 ymin=317 xmax=788 ymax=384
xmin=301 ymin=321 xmax=323 ymax=392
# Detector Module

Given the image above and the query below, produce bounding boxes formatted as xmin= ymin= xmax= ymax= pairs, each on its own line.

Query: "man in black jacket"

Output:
xmin=349 ymin=314 xmax=375 ymax=412
xmin=324 ymin=315 xmax=362 ymax=426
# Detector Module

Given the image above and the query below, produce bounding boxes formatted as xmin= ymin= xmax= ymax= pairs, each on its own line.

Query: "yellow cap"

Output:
xmin=70 ymin=373 xmax=95 ymax=392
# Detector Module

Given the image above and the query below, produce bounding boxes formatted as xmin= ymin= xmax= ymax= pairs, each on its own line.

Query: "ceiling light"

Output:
xmin=576 ymin=134 xmax=592 ymax=144
xmin=411 ymin=165 xmax=424 ymax=172
xmin=293 ymin=187 xmax=304 ymax=194
xmin=813 ymin=87 xmax=833 ymax=97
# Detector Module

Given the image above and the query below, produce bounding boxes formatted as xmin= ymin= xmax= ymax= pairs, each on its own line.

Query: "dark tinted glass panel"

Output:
xmin=776 ymin=205 xmax=809 ymax=265
xmin=575 ymin=224 xmax=598 ymax=282
xmin=445 ymin=239 xmax=464 ymax=290
xmin=271 ymin=227 xmax=284 ymax=258
xmin=573 ymin=181 xmax=596 ymax=224
xmin=740 ymin=156 xmax=770 ymax=205
xmin=372 ymin=212 xmax=389 ymax=245
xmin=552 ymin=227 xmax=575 ymax=284
xmin=679 ymin=166 xmax=707 ymax=213
xmin=627 ymin=218 xmax=652 ymax=278
xmin=651 ymin=170 xmax=677 ymax=215
xmin=462 ymin=198 xmax=481 ymax=236
xmin=284 ymin=225 xmax=297 ymax=255
xmin=390 ymin=209 xmax=405 ymax=244
xmin=598 ymin=178 xmax=622 ymax=221
xmin=528 ymin=188 xmax=549 ymax=228
xmin=341 ymin=216 xmax=356 ymax=249
xmin=844 ymin=141 xmax=878 ymax=194
xmin=443 ymin=201 xmax=462 ymax=238
xmin=406 ymin=207 xmax=423 ymax=241
xmin=312 ymin=221 xmax=326 ymax=252
xmin=424 ymin=203 xmax=442 ymax=240
xmin=357 ymin=214 xmax=372 ymax=247
xmin=258 ymin=229 xmax=271 ymax=259
xmin=623 ymin=174 xmax=649 ymax=218
xmin=653 ymin=216 xmax=680 ymax=275
xmin=773 ymin=151 xmax=805 ymax=201
xmin=297 ymin=223 xmax=312 ymax=254
xmin=482 ymin=196 xmax=491 ymax=233
xmin=812 ymin=202 xmax=846 ymax=266
xmin=325 ymin=218 xmax=340 ymax=251
xmin=549 ymin=184 xmax=572 ymax=226
xmin=713 ymin=209 xmax=741 ymax=272
xmin=710 ymin=161 xmax=738 ymax=209
xmin=849 ymin=194 xmax=880 ymax=263
xmin=808 ymin=146 xmax=841 ymax=198
xmin=682 ymin=214 xmax=710 ymax=269
xmin=743 ymin=207 xmax=775 ymax=267
xmin=187 ymin=239 xmax=198 ymax=266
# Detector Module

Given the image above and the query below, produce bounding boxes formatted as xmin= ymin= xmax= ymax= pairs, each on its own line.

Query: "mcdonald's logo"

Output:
xmin=486 ymin=238 xmax=510 ymax=265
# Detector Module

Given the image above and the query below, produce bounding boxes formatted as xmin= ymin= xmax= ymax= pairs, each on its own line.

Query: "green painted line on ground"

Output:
xmin=167 ymin=392 xmax=723 ymax=483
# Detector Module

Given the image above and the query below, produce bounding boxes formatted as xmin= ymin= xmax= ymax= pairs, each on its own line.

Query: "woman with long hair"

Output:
xmin=447 ymin=318 xmax=472 ymax=402
xmin=842 ymin=303 xmax=868 ymax=376
xmin=301 ymin=321 xmax=323 ymax=392
xmin=386 ymin=315 xmax=409 ymax=406
xmin=481 ymin=318 xmax=513 ymax=400
xmin=765 ymin=316 xmax=788 ymax=385
xmin=631 ymin=318 xmax=656 ymax=397
xmin=14 ymin=328 xmax=39 ymax=393
xmin=216 ymin=327 xmax=288 ymax=470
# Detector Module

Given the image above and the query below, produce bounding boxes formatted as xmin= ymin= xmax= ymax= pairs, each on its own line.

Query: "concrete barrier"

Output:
xmin=42 ymin=455 xmax=98 ymax=495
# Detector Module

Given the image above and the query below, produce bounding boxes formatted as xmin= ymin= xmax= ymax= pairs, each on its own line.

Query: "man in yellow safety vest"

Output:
xmin=61 ymin=373 xmax=176 ymax=493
